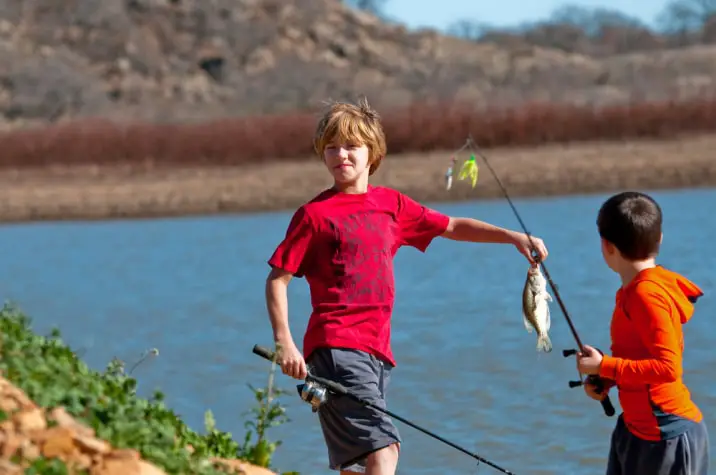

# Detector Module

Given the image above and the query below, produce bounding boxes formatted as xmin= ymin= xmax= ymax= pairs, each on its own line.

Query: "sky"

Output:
xmin=382 ymin=0 xmax=673 ymax=31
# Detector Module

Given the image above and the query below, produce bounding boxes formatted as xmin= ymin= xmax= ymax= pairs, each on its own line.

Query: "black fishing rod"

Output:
xmin=252 ymin=344 xmax=516 ymax=475
xmin=466 ymin=136 xmax=616 ymax=418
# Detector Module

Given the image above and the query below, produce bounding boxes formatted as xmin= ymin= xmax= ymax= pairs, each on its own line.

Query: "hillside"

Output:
xmin=1 ymin=0 xmax=716 ymax=129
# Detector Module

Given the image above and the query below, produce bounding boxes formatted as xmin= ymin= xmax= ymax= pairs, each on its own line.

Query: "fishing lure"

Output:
xmin=445 ymin=156 xmax=457 ymax=190
xmin=458 ymin=154 xmax=479 ymax=188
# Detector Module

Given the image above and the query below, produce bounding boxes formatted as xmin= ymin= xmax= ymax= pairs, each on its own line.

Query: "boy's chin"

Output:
xmin=331 ymin=170 xmax=359 ymax=182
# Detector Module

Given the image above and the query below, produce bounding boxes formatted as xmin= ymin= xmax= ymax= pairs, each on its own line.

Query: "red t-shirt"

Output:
xmin=267 ymin=185 xmax=450 ymax=366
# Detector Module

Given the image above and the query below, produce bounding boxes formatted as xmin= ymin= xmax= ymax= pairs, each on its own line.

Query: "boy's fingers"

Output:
xmin=289 ymin=364 xmax=299 ymax=379
xmin=284 ymin=360 xmax=297 ymax=376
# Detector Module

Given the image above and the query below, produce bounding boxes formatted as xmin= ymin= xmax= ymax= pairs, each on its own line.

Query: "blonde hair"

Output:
xmin=313 ymin=97 xmax=387 ymax=175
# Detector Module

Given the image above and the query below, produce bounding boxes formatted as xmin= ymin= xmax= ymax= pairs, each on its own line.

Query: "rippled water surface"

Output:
xmin=0 ymin=188 xmax=714 ymax=474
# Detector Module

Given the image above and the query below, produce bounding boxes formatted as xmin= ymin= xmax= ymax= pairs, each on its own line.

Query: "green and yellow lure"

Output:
xmin=458 ymin=154 xmax=479 ymax=188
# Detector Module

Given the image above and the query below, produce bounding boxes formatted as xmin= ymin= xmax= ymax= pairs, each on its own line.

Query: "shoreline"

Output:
xmin=1 ymin=134 xmax=715 ymax=224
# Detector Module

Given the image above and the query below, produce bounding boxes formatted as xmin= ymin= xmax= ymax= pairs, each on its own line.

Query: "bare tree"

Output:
xmin=657 ymin=0 xmax=716 ymax=44
xmin=659 ymin=0 xmax=716 ymax=29
xmin=550 ymin=4 xmax=645 ymax=36
xmin=343 ymin=0 xmax=387 ymax=16
xmin=445 ymin=19 xmax=492 ymax=41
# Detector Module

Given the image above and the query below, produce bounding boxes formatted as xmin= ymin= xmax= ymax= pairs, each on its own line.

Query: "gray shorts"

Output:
xmin=307 ymin=348 xmax=402 ymax=472
xmin=606 ymin=414 xmax=709 ymax=475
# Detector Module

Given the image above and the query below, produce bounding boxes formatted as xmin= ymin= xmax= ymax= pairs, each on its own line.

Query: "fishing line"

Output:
xmin=252 ymin=345 xmax=516 ymax=474
xmin=463 ymin=136 xmax=615 ymax=417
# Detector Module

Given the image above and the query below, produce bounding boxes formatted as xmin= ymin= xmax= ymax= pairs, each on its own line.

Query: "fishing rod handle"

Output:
xmin=253 ymin=344 xmax=276 ymax=361
xmin=601 ymin=397 xmax=616 ymax=417
xmin=588 ymin=375 xmax=616 ymax=417
xmin=563 ymin=348 xmax=616 ymax=417
xmin=252 ymin=344 xmax=350 ymax=396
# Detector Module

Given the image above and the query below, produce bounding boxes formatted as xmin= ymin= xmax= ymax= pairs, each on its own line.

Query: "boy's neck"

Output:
xmin=618 ymin=258 xmax=656 ymax=287
xmin=333 ymin=176 xmax=369 ymax=194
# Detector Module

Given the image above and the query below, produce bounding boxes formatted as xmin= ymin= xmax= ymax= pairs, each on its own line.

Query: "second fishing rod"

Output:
xmin=252 ymin=344 xmax=516 ymax=474
xmin=465 ymin=136 xmax=616 ymax=418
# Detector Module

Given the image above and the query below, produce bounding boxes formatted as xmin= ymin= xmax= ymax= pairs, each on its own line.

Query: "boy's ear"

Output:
xmin=601 ymin=238 xmax=614 ymax=255
xmin=659 ymin=232 xmax=663 ymax=245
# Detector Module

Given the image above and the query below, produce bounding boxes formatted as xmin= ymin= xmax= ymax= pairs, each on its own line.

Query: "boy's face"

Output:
xmin=323 ymin=139 xmax=371 ymax=184
xmin=600 ymin=238 xmax=619 ymax=272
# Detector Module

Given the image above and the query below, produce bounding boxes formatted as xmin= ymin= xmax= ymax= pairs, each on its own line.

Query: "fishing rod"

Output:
xmin=465 ymin=136 xmax=616 ymax=418
xmin=252 ymin=344 xmax=516 ymax=475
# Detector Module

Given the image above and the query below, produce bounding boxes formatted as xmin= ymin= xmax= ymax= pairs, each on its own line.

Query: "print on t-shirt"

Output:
xmin=326 ymin=210 xmax=395 ymax=306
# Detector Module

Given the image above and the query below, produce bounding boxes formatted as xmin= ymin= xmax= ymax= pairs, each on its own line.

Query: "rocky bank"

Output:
xmin=1 ymin=0 xmax=716 ymax=129
xmin=0 ymin=376 xmax=274 ymax=474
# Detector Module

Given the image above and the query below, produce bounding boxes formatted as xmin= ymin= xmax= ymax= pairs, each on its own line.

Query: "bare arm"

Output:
xmin=441 ymin=217 xmax=519 ymax=244
xmin=265 ymin=266 xmax=307 ymax=379
xmin=441 ymin=217 xmax=548 ymax=263
xmin=265 ymin=266 xmax=294 ymax=344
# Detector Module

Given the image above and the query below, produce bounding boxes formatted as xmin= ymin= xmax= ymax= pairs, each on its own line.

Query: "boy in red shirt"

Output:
xmin=577 ymin=191 xmax=709 ymax=475
xmin=266 ymin=98 xmax=549 ymax=475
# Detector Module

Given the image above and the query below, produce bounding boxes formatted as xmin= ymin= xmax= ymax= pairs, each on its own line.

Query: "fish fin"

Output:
xmin=523 ymin=314 xmax=533 ymax=333
xmin=536 ymin=333 xmax=552 ymax=353
xmin=545 ymin=304 xmax=551 ymax=332
xmin=545 ymin=292 xmax=553 ymax=302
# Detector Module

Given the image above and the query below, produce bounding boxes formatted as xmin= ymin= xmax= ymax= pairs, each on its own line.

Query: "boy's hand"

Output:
xmin=512 ymin=232 xmax=548 ymax=264
xmin=275 ymin=339 xmax=308 ymax=380
xmin=583 ymin=378 xmax=608 ymax=401
xmin=576 ymin=344 xmax=603 ymax=375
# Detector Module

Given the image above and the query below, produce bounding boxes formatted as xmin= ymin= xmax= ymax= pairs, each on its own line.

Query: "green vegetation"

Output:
xmin=0 ymin=303 xmax=297 ymax=474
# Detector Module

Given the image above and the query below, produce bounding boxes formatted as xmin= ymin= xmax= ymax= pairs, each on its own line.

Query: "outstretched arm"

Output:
xmin=441 ymin=217 xmax=549 ymax=263
xmin=441 ymin=217 xmax=520 ymax=243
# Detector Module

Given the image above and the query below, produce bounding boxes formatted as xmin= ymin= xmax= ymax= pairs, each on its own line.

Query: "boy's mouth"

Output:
xmin=334 ymin=164 xmax=351 ymax=169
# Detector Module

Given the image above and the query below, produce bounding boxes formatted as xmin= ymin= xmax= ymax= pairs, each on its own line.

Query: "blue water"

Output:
xmin=0 ymin=188 xmax=713 ymax=475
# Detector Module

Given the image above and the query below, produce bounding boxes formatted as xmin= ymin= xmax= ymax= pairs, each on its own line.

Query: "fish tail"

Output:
xmin=536 ymin=333 xmax=552 ymax=353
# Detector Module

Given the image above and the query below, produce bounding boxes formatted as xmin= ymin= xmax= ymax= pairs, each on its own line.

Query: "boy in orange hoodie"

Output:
xmin=576 ymin=191 xmax=709 ymax=475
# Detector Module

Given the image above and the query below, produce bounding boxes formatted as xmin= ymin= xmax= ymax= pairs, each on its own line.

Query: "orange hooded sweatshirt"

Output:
xmin=598 ymin=266 xmax=704 ymax=441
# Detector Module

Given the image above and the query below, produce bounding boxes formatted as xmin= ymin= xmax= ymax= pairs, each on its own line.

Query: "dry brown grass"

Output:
xmin=1 ymin=134 xmax=714 ymax=223
xmin=1 ymin=96 xmax=716 ymax=170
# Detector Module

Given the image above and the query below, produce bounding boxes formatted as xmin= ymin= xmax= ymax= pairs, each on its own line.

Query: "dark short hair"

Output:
xmin=597 ymin=191 xmax=662 ymax=260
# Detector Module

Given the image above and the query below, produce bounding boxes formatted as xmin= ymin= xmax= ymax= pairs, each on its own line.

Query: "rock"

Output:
xmin=0 ymin=376 xmax=276 ymax=474
xmin=91 ymin=458 xmax=165 ymax=475
xmin=39 ymin=427 xmax=76 ymax=458
xmin=14 ymin=408 xmax=46 ymax=433
xmin=48 ymin=407 xmax=95 ymax=437
xmin=212 ymin=458 xmax=278 ymax=475
xmin=73 ymin=434 xmax=111 ymax=455
xmin=0 ymin=459 xmax=22 ymax=474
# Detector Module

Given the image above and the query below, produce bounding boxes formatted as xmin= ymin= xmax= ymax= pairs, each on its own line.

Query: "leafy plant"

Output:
xmin=0 ymin=303 xmax=297 ymax=474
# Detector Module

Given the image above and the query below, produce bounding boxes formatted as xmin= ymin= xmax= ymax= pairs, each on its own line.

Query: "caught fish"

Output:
xmin=522 ymin=264 xmax=553 ymax=352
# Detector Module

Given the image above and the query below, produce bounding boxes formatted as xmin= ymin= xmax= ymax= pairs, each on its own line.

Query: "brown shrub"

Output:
xmin=1 ymin=95 xmax=716 ymax=170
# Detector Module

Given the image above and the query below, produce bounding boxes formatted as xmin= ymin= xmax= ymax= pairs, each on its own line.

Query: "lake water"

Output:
xmin=0 ymin=188 xmax=713 ymax=475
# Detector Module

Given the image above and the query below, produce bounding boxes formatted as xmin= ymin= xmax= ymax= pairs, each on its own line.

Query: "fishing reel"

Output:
xmin=562 ymin=347 xmax=603 ymax=388
xmin=296 ymin=379 xmax=328 ymax=412
xmin=562 ymin=346 xmax=616 ymax=417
